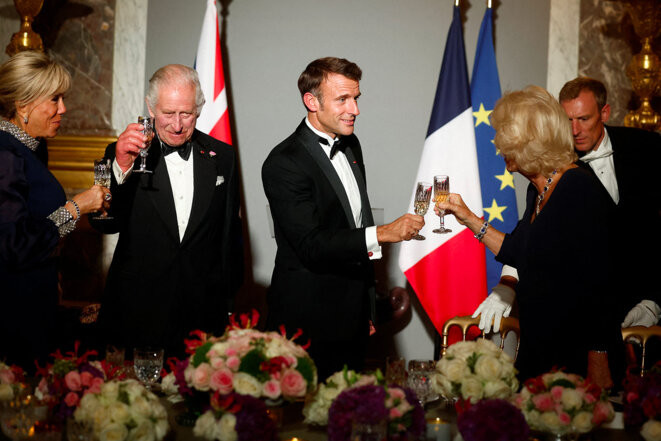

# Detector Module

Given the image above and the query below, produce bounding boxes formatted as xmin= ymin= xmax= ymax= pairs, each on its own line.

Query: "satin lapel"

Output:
xmin=182 ymin=140 xmax=217 ymax=244
xmin=146 ymin=144 xmax=180 ymax=242
xmin=344 ymin=146 xmax=374 ymax=227
xmin=302 ymin=139 xmax=356 ymax=228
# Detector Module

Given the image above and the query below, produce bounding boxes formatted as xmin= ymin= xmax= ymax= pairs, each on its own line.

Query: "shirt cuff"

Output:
xmin=365 ymin=226 xmax=382 ymax=260
xmin=113 ymin=158 xmax=132 ymax=184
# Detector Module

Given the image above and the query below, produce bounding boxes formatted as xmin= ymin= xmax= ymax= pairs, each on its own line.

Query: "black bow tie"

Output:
xmin=319 ymin=137 xmax=345 ymax=159
xmin=162 ymin=141 xmax=192 ymax=161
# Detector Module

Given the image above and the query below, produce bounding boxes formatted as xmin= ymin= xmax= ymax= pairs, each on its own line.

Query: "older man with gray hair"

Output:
xmin=93 ymin=64 xmax=243 ymax=357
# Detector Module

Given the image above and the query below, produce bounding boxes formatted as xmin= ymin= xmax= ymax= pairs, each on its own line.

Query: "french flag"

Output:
xmin=195 ymin=0 xmax=232 ymax=145
xmin=398 ymin=2 xmax=486 ymax=335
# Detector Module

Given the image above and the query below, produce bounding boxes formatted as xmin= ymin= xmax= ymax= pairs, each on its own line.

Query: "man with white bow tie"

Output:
xmin=92 ymin=64 xmax=243 ymax=357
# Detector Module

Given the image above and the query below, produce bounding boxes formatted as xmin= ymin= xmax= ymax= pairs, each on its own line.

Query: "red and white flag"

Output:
xmin=195 ymin=0 xmax=232 ymax=145
xmin=398 ymin=3 xmax=486 ymax=335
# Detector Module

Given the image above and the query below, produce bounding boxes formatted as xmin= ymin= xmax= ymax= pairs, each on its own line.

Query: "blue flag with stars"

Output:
xmin=470 ymin=6 xmax=518 ymax=290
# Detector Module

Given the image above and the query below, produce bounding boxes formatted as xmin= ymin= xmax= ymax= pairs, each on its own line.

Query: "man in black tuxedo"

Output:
xmin=262 ymin=57 xmax=423 ymax=379
xmin=93 ymin=64 xmax=242 ymax=357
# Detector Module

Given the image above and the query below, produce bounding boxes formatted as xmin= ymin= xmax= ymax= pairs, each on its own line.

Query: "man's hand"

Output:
xmin=115 ymin=123 xmax=148 ymax=172
xmin=376 ymin=214 xmax=424 ymax=243
xmin=472 ymin=283 xmax=516 ymax=333
xmin=622 ymin=300 xmax=661 ymax=328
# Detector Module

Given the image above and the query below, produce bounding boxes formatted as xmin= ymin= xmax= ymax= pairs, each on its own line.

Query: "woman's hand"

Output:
xmin=70 ymin=185 xmax=111 ymax=217
xmin=434 ymin=193 xmax=478 ymax=226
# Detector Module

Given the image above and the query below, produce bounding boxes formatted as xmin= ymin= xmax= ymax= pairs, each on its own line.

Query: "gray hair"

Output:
xmin=145 ymin=64 xmax=205 ymax=114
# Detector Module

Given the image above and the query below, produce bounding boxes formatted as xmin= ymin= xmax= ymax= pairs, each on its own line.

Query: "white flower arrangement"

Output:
xmin=72 ymin=379 xmax=169 ymax=441
xmin=431 ymin=339 xmax=519 ymax=403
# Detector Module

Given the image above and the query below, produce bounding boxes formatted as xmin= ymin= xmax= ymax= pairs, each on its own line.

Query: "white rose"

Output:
xmin=641 ymin=419 xmax=661 ymax=441
xmin=131 ymin=395 xmax=152 ymax=418
xmin=475 ymin=338 xmax=500 ymax=357
xmin=540 ymin=411 xmax=562 ymax=433
xmin=320 ymin=385 xmax=342 ymax=402
xmin=561 ymin=388 xmax=583 ymax=411
xmin=474 ymin=355 xmax=502 ymax=381
xmin=128 ymin=420 xmax=155 ymax=441
xmin=153 ymin=419 xmax=169 ymax=440
xmin=439 ymin=358 xmax=470 ymax=382
xmin=160 ymin=373 xmax=178 ymax=396
xmin=217 ymin=413 xmax=238 ymax=441
xmin=193 ymin=411 xmax=218 ymax=439
xmin=448 ymin=341 xmax=476 ymax=360
xmin=92 ymin=405 xmax=111 ymax=429
xmin=98 ymin=422 xmax=129 ymax=441
xmin=525 ymin=409 xmax=542 ymax=430
xmin=0 ymin=384 xmax=13 ymax=401
xmin=483 ymin=380 xmax=511 ymax=399
xmin=124 ymin=380 xmax=145 ymax=401
xmin=108 ymin=401 xmax=131 ymax=424
xmin=572 ymin=411 xmax=593 ymax=433
xmin=431 ymin=374 xmax=453 ymax=398
xmin=101 ymin=381 xmax=120 ymax=400
xmin=232 ymin=372 xmax=261 ymax=397
xmin=460 ymin=378 xmax=484 ymax=402
xmin=151 ymin=401 xmax=167 ymax=420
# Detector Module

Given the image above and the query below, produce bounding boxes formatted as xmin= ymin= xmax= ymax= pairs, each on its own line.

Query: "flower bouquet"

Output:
xmin=623 ymin=361 xmax=661 ymax=441
xmin=0 ymin=362 xmax=26 ymax=402
xmin=327 ymin=384 xmax=425 ymax=441
xmin=72 ymin=379 xmax=169 ymax=441
xmin=303 ymin=367 xmax=380 ymax=425
xmin=457 ymin=398 xmax=529 ymax=441
xmin=431 ymin=339 xmax=519 ymax=406
xmin=514 ymin=369 xmax=614 ymax=437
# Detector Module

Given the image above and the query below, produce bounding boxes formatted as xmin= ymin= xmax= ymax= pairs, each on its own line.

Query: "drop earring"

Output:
xmin=23 ymin=115 xmax=28 ymax=124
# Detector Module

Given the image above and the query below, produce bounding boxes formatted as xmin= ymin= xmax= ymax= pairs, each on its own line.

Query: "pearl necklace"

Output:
xmin=535 ymin=169 xmax=557 ymax=216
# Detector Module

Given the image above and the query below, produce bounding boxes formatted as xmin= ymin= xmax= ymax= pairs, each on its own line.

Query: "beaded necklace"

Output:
xmin=0 ymin=119 xmax=39 ymax=151
xmin=535 ymin=169 xmax=557 ymax=216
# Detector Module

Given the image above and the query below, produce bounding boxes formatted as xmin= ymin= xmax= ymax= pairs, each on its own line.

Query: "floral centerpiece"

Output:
xmin=162 ymin=310 xmax=316 ymax=440
xmin=456 ymin=398 xmax=529 ymax=441
xmin=623 ymin=361 xmax=661 ymax=441
xmin=0 ymin=362 xmax=25 ymax=402
xmin=431 ymin=339 xmax=519 ymax=405
xmin=514 ymin=369 xmax=614 ymax=437
xmin=327 ymin=384 xmax=425 ymax=441
xmin=72 ymin=379 xmax=169 ymax=441
xmin=303 ymin=367 xmax=380 ymax=425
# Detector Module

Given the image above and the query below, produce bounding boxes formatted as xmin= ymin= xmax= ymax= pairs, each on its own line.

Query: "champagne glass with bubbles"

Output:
xmin=133 ymin=348 xmax=163 ymax=390
xmin=134 ymin=116 xmax=154 ymax=174
xmin=412 ymin=181 xmax=432 ymax=240
xmin=433 ymin=175 xmax=451 ymax=234
xmin=92 ymin=158 xmax=113 ymax=220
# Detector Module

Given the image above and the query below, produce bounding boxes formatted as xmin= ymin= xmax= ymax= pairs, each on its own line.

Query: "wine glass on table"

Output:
xmin=133 ymin=116 xmax=154 ymax=174
xmin=406 ymin=359 xmax=437 ymax=407
xmin=133 ymin=348 xmax=164 ymax=391
xmin=92 ymin=158 xmax=113 ymax=220
xmin=412 ymin=181 xmax=432 ymax=240
xmin=433 ymin=175 xmax=451 ymax=234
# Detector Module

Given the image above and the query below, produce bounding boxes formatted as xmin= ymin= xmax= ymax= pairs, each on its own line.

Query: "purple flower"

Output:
xmin=457 ymin=399 xmax=529 ymax=441
xmin=233 ymin=394 xmax=278 ymax=441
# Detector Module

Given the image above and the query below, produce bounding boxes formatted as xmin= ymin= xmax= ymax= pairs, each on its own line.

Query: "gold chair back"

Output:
xmin=621 ymin=325 xmax=661 ymax=375
xmin=440 ymin=315 xmax=520 ymax=360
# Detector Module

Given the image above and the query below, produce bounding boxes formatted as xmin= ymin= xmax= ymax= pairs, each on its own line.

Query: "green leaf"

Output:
xmin=466 ymin=353 xmax=480 ymax=373
xmin=238 ymin=349 xmax=269 ymax=382
xmin=192 ymin=342 xmax=213 ymax=367
xmin=549 ymin=379 xmax=575 ymax=389
xmin=296 ymin=357 xmax=316 ymax=387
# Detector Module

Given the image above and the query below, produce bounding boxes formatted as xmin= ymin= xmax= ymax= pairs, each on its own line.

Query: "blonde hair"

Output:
xmin=491 ymin=85 xmax=576 ymax=177
xmin=0 ymin=51 xmax=71 ymax=120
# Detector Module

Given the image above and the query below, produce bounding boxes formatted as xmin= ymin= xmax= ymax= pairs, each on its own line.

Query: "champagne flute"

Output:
xmin=92 ymin=158 xmax=113 ymax=220
xmin=133 ymin=348 xmax=164 ymax=390
xmin=133 ymin=116 xmax=154 ymax=174
xmin=433 ymin=175 xmax=451 ymax=234
xmin=412 ymin=181 xmax=432 ymax=240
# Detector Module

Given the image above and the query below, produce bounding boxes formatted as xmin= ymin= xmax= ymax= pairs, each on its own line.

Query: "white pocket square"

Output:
xmin=216 ymin=176 xmax=225 ymax=186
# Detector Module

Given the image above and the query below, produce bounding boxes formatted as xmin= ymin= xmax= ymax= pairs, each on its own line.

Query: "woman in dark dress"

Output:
xmin=436 ymin=86 xmax=623 ymax=388
xmin=0 ymin=51 xmax=109 ymax=370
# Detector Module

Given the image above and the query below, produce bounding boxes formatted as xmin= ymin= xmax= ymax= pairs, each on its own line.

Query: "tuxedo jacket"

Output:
xmin=580 ymin=125 xmax=661 ymax=309
xmin=262 ymin=120 xmax=376 ymax=344
xmin=93 ymin=129 xmax=243 ymax=355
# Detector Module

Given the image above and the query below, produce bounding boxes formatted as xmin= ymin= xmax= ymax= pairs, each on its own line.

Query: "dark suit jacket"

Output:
xmin=261 ymin=120 xmax=376 ymax=346
xmin=580 ymin=125 xmax=661 ymax=310
xmin=93 ymin=129 xmax=242 ymax=356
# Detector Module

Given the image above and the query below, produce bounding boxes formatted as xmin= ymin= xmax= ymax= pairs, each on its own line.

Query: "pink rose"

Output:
xmin=280 ymin=369 xmax=306 ymax=397
xmin=0 ymin=369 xmax=15 ymax=384
xmin=86 ymin=377 xmax=104 ymax=395
xmin=225 ymin=348 xmax=237 ymax=357
xmin=532 ymin=393 xmax=554 ymax=412
xmin=262 ymin=379 xmax=281 ymax=399
xmin=64 ymin=392 xmax=79 ymax=407
xmin=226 ymin=356 xmax=241 ymax=371
xmin=192 ymin=364 xmax=213 ymax=391
xmin=209 ymin=368 xmax=234 ymax=394
xmin=550 ymin=386 xmax=563 ymax=402
xmin=592 ymin=401 xmax=613 ymax=425
xmin=558 ymin=411 xmax=571 ymax=425
xmin=64 ymin=371 xmax=82 ymax=392
xmin=209 ymin=356 xmax=225 ymax=370
xmin=390 ymin=407 xmax=403 ymax=419
xmin=80 ymin=372 xmax=93 ymax=387
xmin=388 ymin=388 xmax=406 ymax=400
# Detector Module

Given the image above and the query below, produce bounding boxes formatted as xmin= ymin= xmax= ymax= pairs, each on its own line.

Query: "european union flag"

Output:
xmin=470 ymin=6 xmax=519 ymax=290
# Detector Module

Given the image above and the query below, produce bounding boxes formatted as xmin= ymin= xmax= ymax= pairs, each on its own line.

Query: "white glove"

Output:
xmin=621 ymin=300 xmax=661 ymax=328
xmin=472 ymin=284 xmax=516 ymax=333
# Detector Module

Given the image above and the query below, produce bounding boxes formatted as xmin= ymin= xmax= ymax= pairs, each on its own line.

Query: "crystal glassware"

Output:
xmin=433 ymin=175 xmax=451 ymax=234
xmin=412 ymin=181 xmax=432 ymax=240
xmin=133 ymin=348 xmax=163 ymax=390
xmin=133 ymin=116 xmax=154 ymax=174
xmin=92 ymin=158 xmax=113 ymax=220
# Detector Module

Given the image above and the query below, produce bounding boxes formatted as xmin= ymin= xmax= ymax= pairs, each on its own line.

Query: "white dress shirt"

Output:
xmin=305 ymin=118 xmax=381 ymax=260
xmin=581 ymin=128 xmax=619 ymax=204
